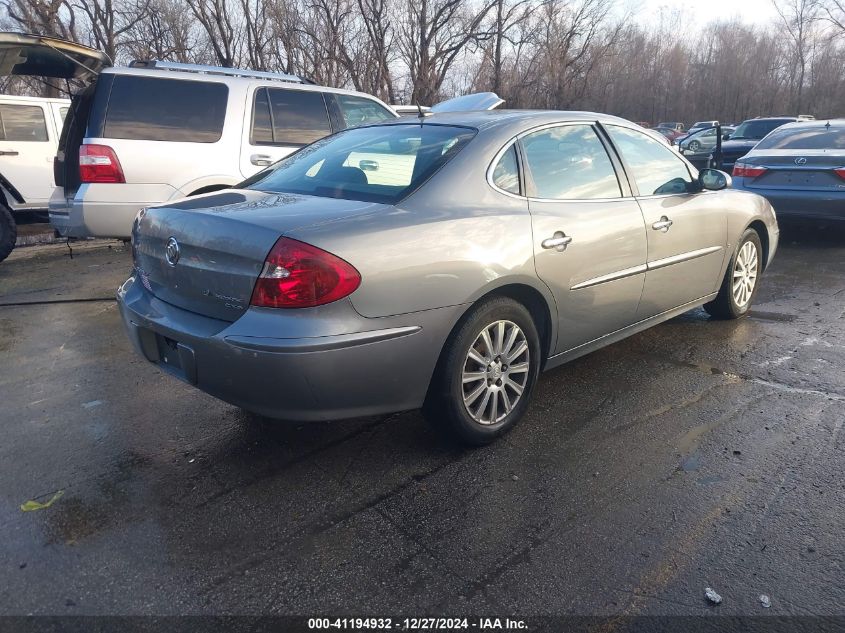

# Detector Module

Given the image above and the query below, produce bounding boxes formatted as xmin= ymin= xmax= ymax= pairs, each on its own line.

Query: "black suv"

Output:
xmin=716 ymin=117 xmax=802 ymax=172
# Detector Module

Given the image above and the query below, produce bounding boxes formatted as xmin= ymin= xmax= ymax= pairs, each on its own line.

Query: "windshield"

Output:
xmin=243 ymin=124 xmax=476 ymax=204
xmin=755 ymin=126 xmax=845 ymax=150
xmin=730 ymin=119 xmax=791 ymax=141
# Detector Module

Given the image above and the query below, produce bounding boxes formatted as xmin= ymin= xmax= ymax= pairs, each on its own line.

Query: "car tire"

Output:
xmin=424 ymin=296 xmax=541 ymax=446
xmin=689 ymin=140 xmax=701 ymax=152
xmin=0 ymin=204 xmax=17 ymax=264
xmin=704 ymin=228 xmax=763 ymax=320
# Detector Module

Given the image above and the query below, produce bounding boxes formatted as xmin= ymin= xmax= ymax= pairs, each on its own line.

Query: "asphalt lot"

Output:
xmin=0 ymin=224 xmax=843 ymax=620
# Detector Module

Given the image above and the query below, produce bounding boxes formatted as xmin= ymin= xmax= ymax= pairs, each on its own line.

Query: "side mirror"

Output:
xmin=722 ymin=133 xmax=731 ymax=140
xmin=699 ymin=168 xmax=731 ymax=191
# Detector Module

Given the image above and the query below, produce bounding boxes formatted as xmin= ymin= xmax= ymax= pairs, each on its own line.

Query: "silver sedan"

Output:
xmin=118 ymin=111 xmax=779 ymax=444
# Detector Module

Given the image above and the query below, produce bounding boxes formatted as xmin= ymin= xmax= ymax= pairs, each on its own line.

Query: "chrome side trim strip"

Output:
xmin=647 ymin=245 xmax=723 ymax=271
xmin=570 ymin=264 xmax=647 ymax=290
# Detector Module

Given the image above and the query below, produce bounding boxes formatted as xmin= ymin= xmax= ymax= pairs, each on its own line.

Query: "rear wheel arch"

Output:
xmin=479 ymin=284 xmax=554 ymax=367
xmin=432 ymin=283 xmax=555 ymax=381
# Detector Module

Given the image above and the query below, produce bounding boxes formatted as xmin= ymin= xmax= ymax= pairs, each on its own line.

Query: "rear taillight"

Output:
xmin=732 ymin=163 xmax=767 ymax=179
xmin=834 ymin=168 xmax=845 ymax=180
xmin=79 ymin=144 xmax=125 ymax=183
xmin=250 ymin=237 xmax=361 ymax=308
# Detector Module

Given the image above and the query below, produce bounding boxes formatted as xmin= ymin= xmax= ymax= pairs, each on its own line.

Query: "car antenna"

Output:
xmin=416 ymin=103 xmax=424 ymax=118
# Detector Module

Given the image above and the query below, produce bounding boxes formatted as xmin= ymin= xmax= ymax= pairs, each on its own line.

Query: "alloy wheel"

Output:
xmin=461 ymin=320 xmax=530 ymax=425
xmin=732 ymin=240 xmax=758 ymax=308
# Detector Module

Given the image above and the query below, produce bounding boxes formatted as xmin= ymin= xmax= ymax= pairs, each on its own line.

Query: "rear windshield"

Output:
xmin=103 ymin=76 xmax=228 ymax=143
xmin=754 ymin=126 xmax=845 ymax=150
xmin=730 ymin=119 xmax=791 ymax=141
xmin=244 ymin=124 xmax=477 ymax=204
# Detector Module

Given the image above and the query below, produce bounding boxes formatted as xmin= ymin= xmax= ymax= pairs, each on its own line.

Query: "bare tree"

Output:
xmin=184 ymin=0 xmax=243 ymax=67
xmin=357 ymin=0 xmax=396 ymax=101
xmin=817 ymin=0 xmax=845 ymax=34
xmin=773 ymin=0 xmax=818 ymax=112
xmin=2 ymin=0 xmax=78 ymax=40
xmin=2 ymin=0 xmax=844 ymax=118
xmin=124 ymin=0 xmax=197 ymax=63
xmin=398 ymin=0 xmax=498 ymax=104
xmin=72 ymin=0 xmax=151 ymax=61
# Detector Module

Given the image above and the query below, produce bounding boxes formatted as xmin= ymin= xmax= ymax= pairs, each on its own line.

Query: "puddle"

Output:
xmin=44 ymin=496 xmax=107 ymax=545
xmin=680 ymin=454 xmax=701 ymax=472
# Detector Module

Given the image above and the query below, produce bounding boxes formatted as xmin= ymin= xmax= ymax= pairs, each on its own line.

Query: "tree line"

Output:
xmin=3 ymin=0 xmax=845 ymax=123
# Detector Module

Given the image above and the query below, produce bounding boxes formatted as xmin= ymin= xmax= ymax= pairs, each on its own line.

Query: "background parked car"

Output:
xmin=0 ymin=94 xmax=70 ymax=262
xmin=678 ymin=125 xmax=734 ymax=154
xmin=675 ymin=120 xmax=718 ymax=145
xmin=715 ymin=116 xmax=805 ymax=173
xmin=657 ymin=121 xmax=685 ymax=132
xmin=731 ymin=119 xmax=845 ymax=222
xmin=652 ymin=126 xmax=685 ymax=144
xmin=0 ymin=33 xmax=400 ymax=241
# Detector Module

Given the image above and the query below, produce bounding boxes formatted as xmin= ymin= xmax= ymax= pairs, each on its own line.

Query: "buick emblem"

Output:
xmin=165 ymin=237 xmax=181 ymax=266
xmin=795 ymin=157 xmax=808 ymax=165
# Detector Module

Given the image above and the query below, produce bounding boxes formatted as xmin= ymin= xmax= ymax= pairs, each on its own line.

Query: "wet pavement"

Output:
xmin=0 ymin=225 xmax=843 ymax=618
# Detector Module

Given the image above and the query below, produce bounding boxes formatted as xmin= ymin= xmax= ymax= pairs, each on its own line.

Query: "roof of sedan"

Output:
xmin=378 ymin=109 xmax=635 ymax=131
xmin=775 ymin=118 xmax=845 ymax=130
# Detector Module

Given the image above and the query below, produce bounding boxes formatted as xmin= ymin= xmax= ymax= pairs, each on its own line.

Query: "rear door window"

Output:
xmin=0 ymin=104 xmax=49 ymax=142
xmin=252 ymin=88 xmax=332 ymax=146
xmin=335 ymin=95 xmax=394 ymax=129
xmin=103 ymin=76 xmax=228 ymax=142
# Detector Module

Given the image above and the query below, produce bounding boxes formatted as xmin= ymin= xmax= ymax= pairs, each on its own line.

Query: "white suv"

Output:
xmin=0 ymin=33 xmax=398 ymax=240
xmin=0 ymin=93 xmax=70 ymax=261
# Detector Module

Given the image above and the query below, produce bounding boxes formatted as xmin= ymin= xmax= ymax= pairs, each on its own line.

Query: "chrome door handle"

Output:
xmin=652 ymin=216 xmax=673 ymax=232
xmin=250 ymin=154 xmax=273 ymax=166
xmin=0 ymin=150 xmax=19 ymax=156
xmin=541 ymin=231 xmax=573 ymax=251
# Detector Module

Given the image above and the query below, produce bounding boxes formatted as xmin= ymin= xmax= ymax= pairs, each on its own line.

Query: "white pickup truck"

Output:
xmin=0 ymin=93 xmax=70 ymax=262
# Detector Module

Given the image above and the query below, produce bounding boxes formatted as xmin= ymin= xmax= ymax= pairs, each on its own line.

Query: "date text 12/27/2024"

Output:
xmin=307 ymin=618 xmax=528 ymax=630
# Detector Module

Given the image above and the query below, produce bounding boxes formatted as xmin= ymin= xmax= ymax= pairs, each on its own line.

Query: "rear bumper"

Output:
xmin=732 ymin=182 xmax=845 ymax=221
xmin=117 ymin=274 xmax=463 ymax=421
xmin=49 ymin=183 xmax=180 ymax=238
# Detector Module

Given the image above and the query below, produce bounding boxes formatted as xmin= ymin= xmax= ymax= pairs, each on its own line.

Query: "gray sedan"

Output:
xmin=118 ymin=111 xmax=779 ymax=445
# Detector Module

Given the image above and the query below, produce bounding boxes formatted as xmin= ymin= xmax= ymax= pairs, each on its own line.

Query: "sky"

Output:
xmin=633 ymin=0 xmax=782 ymax=25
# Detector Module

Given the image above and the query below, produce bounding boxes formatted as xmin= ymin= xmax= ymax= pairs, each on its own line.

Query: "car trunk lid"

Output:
xmin=741 ymin=152 xmax=845 ymax=191
xmin=0 ymin=33 xmax=112 ymax=196
xmin=0 ymin=32 xmax=111 ymax=82
xmin=133 ymin=190 xmax=387 ymax=321
xmin=430 ymin=92 xmax=504 ymax=113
